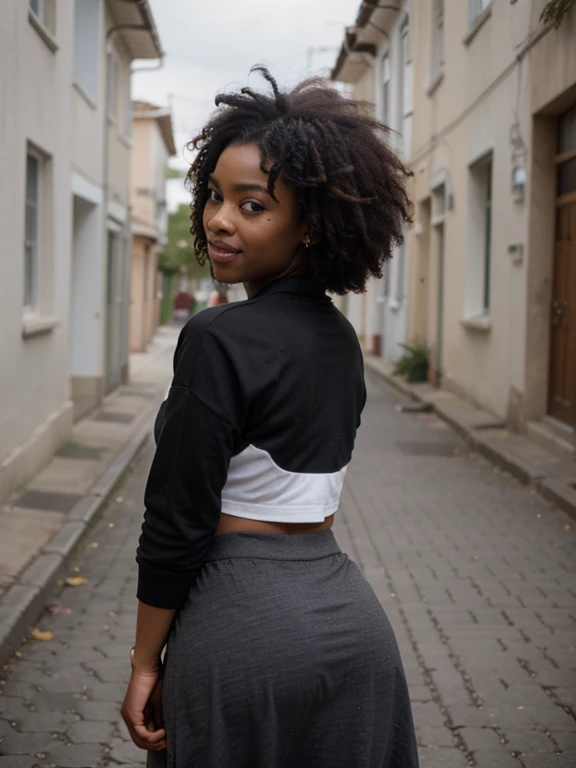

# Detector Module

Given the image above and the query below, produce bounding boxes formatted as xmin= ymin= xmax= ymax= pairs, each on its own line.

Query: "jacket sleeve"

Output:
xmin=136 ymin=313 xmax=245 ymax=609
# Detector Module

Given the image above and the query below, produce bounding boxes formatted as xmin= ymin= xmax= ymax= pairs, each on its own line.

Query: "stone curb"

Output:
xmin=364 ymin=356 xmax=576 ymax=522
xmin=0 ymin=419 xmax=153 ymax=666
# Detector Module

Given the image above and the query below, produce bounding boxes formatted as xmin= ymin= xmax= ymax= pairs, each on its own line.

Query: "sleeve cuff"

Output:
xmin=137 ymin=565 xmax=195 ymax=609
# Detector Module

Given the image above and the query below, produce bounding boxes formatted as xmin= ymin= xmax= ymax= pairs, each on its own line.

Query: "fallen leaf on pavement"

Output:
xmin=14 ymin=651 xmax=23 ymax=659
xmin=89 ymin=542 xmax=99 ymax=548
xmin=46 ymin=604 xmax=72 ymax=615
xmin=64 ymin=576 xmax=87 ymax=587
xmin=563 ymin=523 xmax=572 ymax=532
xmin=115 ymin=496 xmax=123 ymax=503
xmin=31 ymin=629 xmax=54 ymax=641
xmin=517 ymin=705 xmax=524 ymax=710
xmin=108 ymin=522 xmax=115 ymax=528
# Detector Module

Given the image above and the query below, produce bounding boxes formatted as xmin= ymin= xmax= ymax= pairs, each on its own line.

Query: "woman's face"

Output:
xmin=202 ymin=143 xmax=308 ymax=297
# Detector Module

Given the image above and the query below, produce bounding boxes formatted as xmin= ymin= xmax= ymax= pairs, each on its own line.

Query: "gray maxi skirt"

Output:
xmin=148 ymin=530 xmax=418 ymax=768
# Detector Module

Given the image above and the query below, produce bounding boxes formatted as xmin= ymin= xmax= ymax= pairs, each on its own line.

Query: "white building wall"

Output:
xmin=0 ymin=1 xmax=75 ymax=500
xmin=368 ymin=0 xmax=412 ymax=362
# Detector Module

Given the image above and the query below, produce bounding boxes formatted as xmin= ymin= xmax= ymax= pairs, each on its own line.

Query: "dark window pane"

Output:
xmin=557 ymin=156 xmax=576 ymax=197
xmin=558 ymin=103 xmax=576 ymax=154
xmin=26 ymin=154 xmax=39 ymax=202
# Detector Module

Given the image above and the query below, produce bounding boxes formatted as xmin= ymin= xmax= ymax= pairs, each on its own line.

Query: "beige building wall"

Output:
xmin=129 ymin=105 xmax=175 ymax=353
xmin=408 ymin=0 xmax=576 ymax=429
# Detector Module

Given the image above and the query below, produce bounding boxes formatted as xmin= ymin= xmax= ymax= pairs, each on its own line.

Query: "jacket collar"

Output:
xmin=251 ymin=273 xmax=328 ymax=300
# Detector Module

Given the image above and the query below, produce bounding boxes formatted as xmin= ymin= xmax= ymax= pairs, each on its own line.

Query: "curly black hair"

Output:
xmin=187 ymin=66 xmax=412 ymax=294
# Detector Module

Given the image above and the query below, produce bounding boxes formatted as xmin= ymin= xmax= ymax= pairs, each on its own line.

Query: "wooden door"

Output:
xmin=549 ymin=105 xmax=576 ymax=426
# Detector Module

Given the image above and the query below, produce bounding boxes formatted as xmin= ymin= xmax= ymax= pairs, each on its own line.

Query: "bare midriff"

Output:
xmin=215 ymin=512 xmax=335 ymax=536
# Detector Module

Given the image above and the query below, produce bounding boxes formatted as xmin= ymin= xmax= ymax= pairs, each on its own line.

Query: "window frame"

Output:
xmin=431 ymin=0 xmax=445 ymax=80
xmin=74 ymin=0 xmax=101 ymax=106
xmin=483 ymin=161 xmax=492 ymax=312
xmin=122 ymin=70 xmax=133 ymax=140
xmin=107 ymin=50 xmax=118 ymax=121
xmin=399 ymin=19 xmax=412 ymax=158
xmin=465 ymin=153 xmax=493 ymax=323
xmin=468 ymin=0 xmax=491 ymax=27
xmin=23 ymin=149 xmax=43 ymax=315
xmin=29 ymin=0 xmax=46 ymax=24
xmin=381 ymin=52 xmax=391 ymax=126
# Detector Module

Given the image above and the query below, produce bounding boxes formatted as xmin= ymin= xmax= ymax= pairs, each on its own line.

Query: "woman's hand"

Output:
xmin=121 ymin=666 xmax=166 ymax=752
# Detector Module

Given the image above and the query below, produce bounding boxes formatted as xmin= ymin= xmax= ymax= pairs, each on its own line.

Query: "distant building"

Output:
xmin=0 ymin=0 xmax=163 ymax=503
xmin=332 ymin=0 xmax=576 ymax=454
xmin=130 ymin=101 xmax=176 ymax=353
xmin=331 ymin=0 xmax=412 ymax=363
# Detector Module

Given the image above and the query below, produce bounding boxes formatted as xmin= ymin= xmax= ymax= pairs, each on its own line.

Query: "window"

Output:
xmin=74 ymin=0 xmax=100 ymax=103
xmin=123 ymin=75 xmax=133 ymax=138
xmin=29 ymin=0 xmax=46 ymax=24
xmin=467 ymin=155 xmax=493 ymax=316
xmin=107 ymin=52 xmax=117 ymax=119
xmin=382 ymin=53 xmax=391 ymax=125
xmin=383 ymin=261 xmax=391 ymax=298
xmin=557 ymin=103 xmax=576 ymax=199
xmin=399 ymin=20 xmax=412 ymax=158
xmin=24 ymin=151 xmax=42 ymax=312
xmin=469 ymin=0 xmax=491 ymax=26
xmin=396 ymin=240 xmax=406 ymax=302
xmin=431 ymin=0 xmax=444 ymax=79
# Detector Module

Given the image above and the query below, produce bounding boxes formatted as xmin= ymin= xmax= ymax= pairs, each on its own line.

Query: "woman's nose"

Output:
xmin=206 ymin=204 xmax=234 ymax=235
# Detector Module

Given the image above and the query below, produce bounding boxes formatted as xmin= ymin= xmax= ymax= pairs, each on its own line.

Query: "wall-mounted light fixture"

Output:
xmin=511 ymin=165 xmax=527 ymax=203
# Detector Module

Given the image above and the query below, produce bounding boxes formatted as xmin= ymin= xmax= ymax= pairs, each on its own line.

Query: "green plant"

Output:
xmin=158 ymin=204 xmax=210 ymax=280
xmin=393 ymin=343 xmax=429 ymax=383
xmin=540 ymin=0 xmax=574 ymax=28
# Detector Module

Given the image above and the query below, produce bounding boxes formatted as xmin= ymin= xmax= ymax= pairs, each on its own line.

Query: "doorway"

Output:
xmin=548 ymin=104 xmax=576 ymax=427
xmin=105 ymin=227 xmax=124 ymax=393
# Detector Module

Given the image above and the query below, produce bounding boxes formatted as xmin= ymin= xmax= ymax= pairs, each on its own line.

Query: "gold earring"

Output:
xmin=304 ymin=235 xmax=311 ymax=248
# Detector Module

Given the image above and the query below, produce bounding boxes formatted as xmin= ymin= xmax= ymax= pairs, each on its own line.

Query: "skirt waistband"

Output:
xmin=204 ymin=529 xmax=341 ymax=563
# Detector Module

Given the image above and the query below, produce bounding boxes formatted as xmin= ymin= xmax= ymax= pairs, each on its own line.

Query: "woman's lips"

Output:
xmin=208 ymin=242 xmax=242 ymax=264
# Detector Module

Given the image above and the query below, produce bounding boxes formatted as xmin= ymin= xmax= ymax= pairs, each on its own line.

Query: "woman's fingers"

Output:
xmin=121 ymin=667 xmax=165 ymax=750
xmin=132 ymin=723 xmax=167 ymax=751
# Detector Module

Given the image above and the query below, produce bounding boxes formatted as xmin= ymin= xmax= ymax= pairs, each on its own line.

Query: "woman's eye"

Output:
xmin=241 ymin=200 xmax=265 ymax=213
xmin=207 ymin=188 xmax=221 ymax=202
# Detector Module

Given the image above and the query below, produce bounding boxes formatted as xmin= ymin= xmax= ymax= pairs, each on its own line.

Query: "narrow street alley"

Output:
xmin=0 ymin=374 xmax=575 ymax=768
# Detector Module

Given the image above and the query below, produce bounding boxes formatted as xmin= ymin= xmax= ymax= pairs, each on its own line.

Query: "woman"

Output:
xmin=122 ymin=67 xmax=418 ymax=767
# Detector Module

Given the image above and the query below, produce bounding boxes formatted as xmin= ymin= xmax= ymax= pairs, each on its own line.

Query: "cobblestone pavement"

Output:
xmin=0 ymin=374 xmax=575 ymax=767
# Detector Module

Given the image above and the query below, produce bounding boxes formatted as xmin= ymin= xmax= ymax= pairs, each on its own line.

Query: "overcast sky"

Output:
xmin=132 ymin=0 xmax=361 ymax=172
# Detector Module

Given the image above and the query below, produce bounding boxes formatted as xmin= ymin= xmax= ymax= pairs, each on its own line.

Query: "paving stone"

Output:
xmin=503 ymin=728 xmax=554 ymax=753
xmin=473 ymin=751 xmax=525 ymax=768
xmin=460 ymin=726 xmax=507 ymax=752
xmin=553 ymin=730 xmax=576 ymax=752
xmin=72 ymin=700 xmax=120 ymax=722
xmin=45 ymin=742 xmax=104 ymax=767
xmin=415 ymin=724 xmax=457 ymax=748
xmin=0 ymin=729 xmax=58 ymax=754
xmin=520 ymin=755 xmax=574 ymax=768
xmin=107 ymin=736 xmax=147 ymax=764
xmin=417 ymin=745 xmax=469 ymax=768
xmin=66 ymin=719 xmax=114 ymax=744
xmin=18 ymin=710 xmax=82 ymax=732
xmin=0 ymin=757 xmax=40 ymax=768
xmin=410 ymin=700 xmax=446 ymax=728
